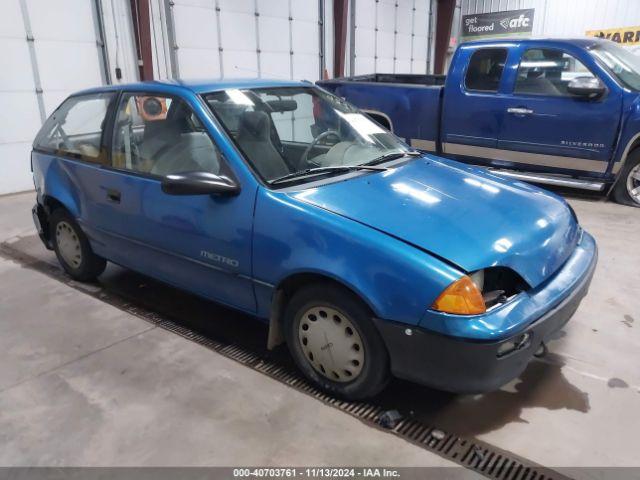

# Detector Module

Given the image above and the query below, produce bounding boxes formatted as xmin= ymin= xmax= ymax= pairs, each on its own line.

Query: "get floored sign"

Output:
xmin=462 ymin=9 xmax=535 ymax=39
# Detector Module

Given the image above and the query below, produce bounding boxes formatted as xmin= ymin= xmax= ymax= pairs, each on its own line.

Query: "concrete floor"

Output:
xmin=0 ymin=190 xmax=639 ymax=469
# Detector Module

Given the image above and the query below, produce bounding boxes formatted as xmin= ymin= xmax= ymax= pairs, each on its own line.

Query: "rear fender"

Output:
xmin=34 ymin=154 xmax=83 ymax=220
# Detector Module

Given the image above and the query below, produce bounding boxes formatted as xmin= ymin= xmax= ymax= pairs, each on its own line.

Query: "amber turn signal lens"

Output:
xmin=432 ymin=276 xmax=486 ymax=315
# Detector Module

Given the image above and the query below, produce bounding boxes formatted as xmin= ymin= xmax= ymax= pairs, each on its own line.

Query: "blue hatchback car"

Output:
xmin=31 ymin=79 xmax=597 ymax=399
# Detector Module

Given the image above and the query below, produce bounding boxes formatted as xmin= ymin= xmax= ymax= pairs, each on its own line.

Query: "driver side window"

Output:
xmin=515 ymin=49 xmax=596 ymax=96
xmin=111 ymin=93 xmax=223 ymax=177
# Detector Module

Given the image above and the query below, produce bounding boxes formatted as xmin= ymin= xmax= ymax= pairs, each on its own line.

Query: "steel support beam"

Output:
xmin=130 ymin=0 xmax=154 ymax=80
xmin=426 ymin=0 xmax=434 ymax=73
xmin=349 ymin=0 xmax=355 ymax=76
xmin=163 ymin=0 xmax=179 ymax=78
xmin=93 ymin=0 xmax=112 ymax=84
xmin=333 ymin=0 xmax=349 ymax=78
xmin=319 ymin=0 xmax=326 ymax=79
xmin=18 ymin=0 xmax=46 ymax=123
xmin=433 ymin=0 xmax=455 ymax=74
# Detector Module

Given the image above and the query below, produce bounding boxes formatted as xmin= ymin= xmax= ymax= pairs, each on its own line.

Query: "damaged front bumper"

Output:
xmin=373 ymin=231 xmax=598 ymax=394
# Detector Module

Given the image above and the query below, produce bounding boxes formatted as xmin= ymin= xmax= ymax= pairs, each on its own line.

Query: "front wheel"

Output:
xmin=613 ymin=150 xmax=640 ymax=207
xmin=283 ymin=283 xmax=390 ymax=400
xmin=50 ymin=209 xmax=106 ymax=281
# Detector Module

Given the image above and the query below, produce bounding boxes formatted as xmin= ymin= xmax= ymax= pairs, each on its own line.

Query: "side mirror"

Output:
xmin=161 ymin=171 xmax=240 ymax=196
xmin=567 ymin=77 xmax=606 ymax=99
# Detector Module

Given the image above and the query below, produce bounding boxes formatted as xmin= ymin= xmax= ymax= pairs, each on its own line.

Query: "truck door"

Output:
xmin=497 ymin=47 xmax=622 ymax=176
xmin=441 ymin=47 xmax=509 ymax=163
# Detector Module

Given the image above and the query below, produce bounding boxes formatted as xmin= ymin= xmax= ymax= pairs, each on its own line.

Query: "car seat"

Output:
xmin=236 ymin=110 xmax=290 ymax=180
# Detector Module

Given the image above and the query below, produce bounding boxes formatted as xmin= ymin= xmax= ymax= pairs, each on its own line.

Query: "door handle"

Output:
xmin=106 ymin=188 xmax=121 ymax=203
xmin=507 ymin=107 xmax=534 ymax=116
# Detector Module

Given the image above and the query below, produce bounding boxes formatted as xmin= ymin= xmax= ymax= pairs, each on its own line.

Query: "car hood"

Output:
xmin=289 ymin=156 xmax=581 ymax=288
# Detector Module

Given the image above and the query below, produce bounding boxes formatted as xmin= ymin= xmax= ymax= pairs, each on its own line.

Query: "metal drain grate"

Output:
xmin=1 ymin=241 xmax=570 ymax=480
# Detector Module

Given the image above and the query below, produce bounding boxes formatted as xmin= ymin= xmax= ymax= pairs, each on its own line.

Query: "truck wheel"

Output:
xmin=50 ymin=209 xmax=106 ymax=281
xmin=613 ymin=150 xmax=640 ymax=207
xmin=283 ymin=283 xmax=390 ymax=400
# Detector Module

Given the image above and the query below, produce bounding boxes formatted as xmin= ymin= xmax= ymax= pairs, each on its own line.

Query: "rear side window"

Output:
xmin=465 ymin=48 xmax=508 ymax=92
xmin=34 ymin=93 xmax=114 ymax=163
xmin=515 ymin=48 xmax=596 ymax=96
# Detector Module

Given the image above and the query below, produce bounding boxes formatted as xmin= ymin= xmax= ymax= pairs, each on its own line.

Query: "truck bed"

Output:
xmin=328 ymin=73 xmax=446 ymax=86
xmin=318 ymin=75 xmax=443 ymax=150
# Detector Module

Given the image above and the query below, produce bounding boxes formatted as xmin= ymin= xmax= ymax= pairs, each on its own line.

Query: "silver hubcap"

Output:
xmin=627 ymin=163 xmax=640 ymax=204
xmin=55 ymin=221 xmax=82 ymax=268
xmin=297 ymin=305 xmax=365 ymax=383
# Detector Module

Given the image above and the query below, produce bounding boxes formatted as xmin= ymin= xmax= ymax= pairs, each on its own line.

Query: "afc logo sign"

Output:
xmin=500 ymin=14 xmax=531 ymax=30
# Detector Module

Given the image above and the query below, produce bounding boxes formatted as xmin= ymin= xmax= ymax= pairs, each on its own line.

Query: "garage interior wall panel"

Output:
xmin=353 ymin=0 xmax=431 ymax=75
xmin=219 ymin=0 xmax=258 ymax=78
xmin=101 ymin=0 xmax=142 ymax=84
xmin=167 ymin=0 xmax=221 ymax=78
xmin=0 ymin=1 xmax=40 ymax=194
xmin=28 ymin=0 xmax=104 ymax=113
xmin=291 ymin=0 xmax=322 ymax=80
xmin=162 ymin=0 xmax=323 ymax=81
xmin=461 ymin=0 xmax=640 ymax=54
xmin=0 ymin=0 xmax=118 ymax=195
xmin=148 ymin=0 xmax=172 ymax=80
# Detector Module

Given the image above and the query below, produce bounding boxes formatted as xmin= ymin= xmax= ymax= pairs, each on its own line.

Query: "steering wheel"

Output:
xmin=300 ymin=129 xmax=342 ymax=168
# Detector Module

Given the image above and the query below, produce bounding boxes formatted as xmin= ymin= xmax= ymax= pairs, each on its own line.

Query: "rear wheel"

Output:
xmin=283 ymin=283 xmax=390 ymax=400
xmin=50 ymin=209 xmax=106 ymax=281
xmin=613 ymin=150 xmax=640 ymax=207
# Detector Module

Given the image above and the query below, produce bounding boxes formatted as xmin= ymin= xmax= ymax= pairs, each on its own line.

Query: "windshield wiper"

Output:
xmin=363 ymin=150 xmax=423 ymax=166
xmin=270 ymin=165 xmax=388 ymax=185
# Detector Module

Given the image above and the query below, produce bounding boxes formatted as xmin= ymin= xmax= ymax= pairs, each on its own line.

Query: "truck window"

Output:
xmin=590 ymin=42 xmax=640 ymax=91
xmin=465 ymin=48 xmax=508 ymax=93
xmin=33 ymin=93 xmax=114 ymax=164
xmin=515 ymin=48 xmax=595 ymax=96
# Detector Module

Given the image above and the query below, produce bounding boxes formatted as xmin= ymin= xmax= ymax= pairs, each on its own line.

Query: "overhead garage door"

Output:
xmin=0 ymin=0 xmax=108 ymax=195
xmin=161 ymin=0 xmax=324 ymax=81
xmin=352 ymin=0 xmax=432 ymax=75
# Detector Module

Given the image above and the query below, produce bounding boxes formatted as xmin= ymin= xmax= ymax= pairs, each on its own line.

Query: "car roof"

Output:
xmin=460 ymin=37 xmax=609 ymax=49
xmin=75 ymin=78 xmax=311 ymax=96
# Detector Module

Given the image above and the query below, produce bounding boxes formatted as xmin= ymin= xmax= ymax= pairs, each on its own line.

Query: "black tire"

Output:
xmin=613 ymin=149 xmax=640 ymax=207
xmin=50 ymin=208 xmax=106 ymax=281
xmin=283 ymin=283 xmax=390 ymax=400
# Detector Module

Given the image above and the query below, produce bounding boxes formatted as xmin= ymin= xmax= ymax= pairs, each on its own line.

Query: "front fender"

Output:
xmin=252 ymin=188 xmax=463 ymax=325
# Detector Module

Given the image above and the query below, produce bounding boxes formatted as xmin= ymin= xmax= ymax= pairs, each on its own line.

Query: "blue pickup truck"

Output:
xmin=318 ymin=38 xmax=640 ymax=207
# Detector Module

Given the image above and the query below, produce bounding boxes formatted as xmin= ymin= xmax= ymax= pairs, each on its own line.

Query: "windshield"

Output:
xmin=203 ymin=86 xmax=413 ymax=185
xmin=589 ymin=42 xmax=640 ymax=91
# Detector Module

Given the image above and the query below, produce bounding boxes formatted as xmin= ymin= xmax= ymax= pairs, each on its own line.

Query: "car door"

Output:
xmin=497 ymin=47 xmax=622 ymax=176
xmin=86 ymin=91 xmax=256 ymax=313
xmin=441 ymin=47 xmax=509 ymax=162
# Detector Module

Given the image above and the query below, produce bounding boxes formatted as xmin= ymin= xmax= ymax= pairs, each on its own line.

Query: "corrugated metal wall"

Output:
xmin=460 ymin=0 xmax=640 ymax=47
xmin=155 ymin=0 xmax=326 ymax=81
xmin=0 ymin=0 xmax=134 ymax=195
xmin=350 ymin=0 xmax=434 ymax=75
